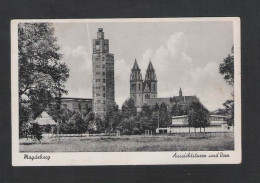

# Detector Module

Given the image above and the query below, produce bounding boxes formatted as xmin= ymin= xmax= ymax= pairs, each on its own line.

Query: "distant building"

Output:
xmin=145 ymin=95 xmax=199 ymax=111
xmin=59 ymin=97 xmax=92 ymax=114
xmin=129 ymin=59 xmax=198 ymax=111
xmin=156 ymin=114 xmax=233 ymax=134
xmin=92 ymin=28 xmax=115 ymax=118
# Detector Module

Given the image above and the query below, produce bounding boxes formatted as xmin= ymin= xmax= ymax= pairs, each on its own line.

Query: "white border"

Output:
xmin=11 ymin=18 xmax=241 ymax=166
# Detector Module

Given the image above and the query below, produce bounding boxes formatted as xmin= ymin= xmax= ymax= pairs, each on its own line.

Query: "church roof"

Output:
xmin=34 ymin=111 xmax=57 ymax=126
xmin=173 ymin=96 xmax=199 ymax=104
xmin=131 ymin=59 xmax=141 ymax=71
xmin=145 ymin=96 xmax=199 ymax=107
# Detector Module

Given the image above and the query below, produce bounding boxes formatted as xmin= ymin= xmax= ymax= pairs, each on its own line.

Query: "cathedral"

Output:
xmin=130 ymin=59 xmax=199 ymax=111
xmin=130 ymin=59 xmax=157 ymax=110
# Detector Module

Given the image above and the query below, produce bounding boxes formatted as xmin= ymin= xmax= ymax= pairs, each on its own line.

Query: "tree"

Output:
xmin=153 ymin=103 xmax=160 ymax=111
xmin=170 ymin=103 xmax=188 ymax=116
xmin=159 ymin=102 xmax=170 ymax=127
xmin=223 ymin=99 xmax=234 ymax=126
xmin=141 ymin=104 xmax=152 ymax=118
xmin=18 ymin=23 xmax=69 ymax=138
xmin=188 ymin=101 xmax=210 ymax=133
xmin=30 ymin=123 xmax=43 ymax=141
xmin=120 ymin=118 xmax=136 ymax=135
xmin=219 ymin=46 xmax=234 ymax=86
xmin=44 ymin=124 xmax=52 ymax=134
xmin=58 ymin=112 xmax=88 ymax=134
xmin=121 ymin=98 xmax=137 ymax=119
xmin=219 ymin=46 xmax=234 ymax=126
xmin=104 ymin=105 xmax=123 ymax=133
xmin=138 ymin=116 xmax=150 ymax=132
xmin=85 ymin=112 xmax=97 ymax=133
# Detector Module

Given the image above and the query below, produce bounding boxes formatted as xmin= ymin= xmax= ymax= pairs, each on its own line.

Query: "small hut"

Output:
xmin=34 ymin=111 xmax=57 ymax=134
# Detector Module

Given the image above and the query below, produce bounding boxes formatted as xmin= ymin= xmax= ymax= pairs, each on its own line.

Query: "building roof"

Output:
xmin=35 ymin=111 xmax=57 ymax=126
xmin=172 ymin=96 xmax=199 ymax=104
xmin=170 ymin=114 xmax=228 ymax=119
xmin=171 ymin=115 xmax=188 ymax=119
xmin=210 ymin=115 xmax=227 ymax=118
xmin=145 ymin=96 xmax=199 ymax=107
xmin=58 ymin=97 xmax=92 ymax=101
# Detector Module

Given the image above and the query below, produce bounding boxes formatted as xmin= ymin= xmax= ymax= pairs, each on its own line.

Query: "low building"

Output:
xmin=33 ymin=111 xmax=57 ymax=133
xmin=156 ymin=114 xmax=233 ymax=134
xmin=59 ymin=97 xmax=92 ymax=114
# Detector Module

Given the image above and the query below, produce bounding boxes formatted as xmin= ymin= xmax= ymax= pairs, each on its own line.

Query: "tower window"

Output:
xmin=102 ymin=72 xmax=105 ymax=76
xmin=103 ymin=93 xmax=106 ymax=97
xmin=103 ymin=86 xmax=105 ymax=91
xmin=131 ymin=84 xmax=135 ymax=91
xmin=103 ymin=79 xmax=106 ymax=82
xmin=138 ymin=83 xmax=141 ymax=91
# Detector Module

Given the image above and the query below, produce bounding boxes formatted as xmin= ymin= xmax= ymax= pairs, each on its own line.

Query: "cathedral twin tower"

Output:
xmin=130 ymin=59 xmax=158 ymax=109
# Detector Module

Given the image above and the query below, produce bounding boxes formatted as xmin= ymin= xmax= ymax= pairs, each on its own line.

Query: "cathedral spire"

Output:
xmin=130 ymin=58 xmax=142 ymax=81
xmin=132 ymin=58 xmax=140 ymax=71
xmin=147 ymin=60 xmax=154 ymax=71
xmin=179 ymin=87 xmax=182 ymax=97
xmin=145 ymin=59 xmax=156 ymax=81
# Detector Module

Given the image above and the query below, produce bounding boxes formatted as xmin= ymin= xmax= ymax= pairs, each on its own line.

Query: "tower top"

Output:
xmin=97 ymin=28 xmax=104 ymax=39
xmin=147 ymin=60 xmax=155 ymax=71
xmin=145 ymin=60 xmax=157 ymax=81
xmin=179 ymin=87 xmax=182 ymax=97
xmin=132 ymin=58 xmax=141 ymax=71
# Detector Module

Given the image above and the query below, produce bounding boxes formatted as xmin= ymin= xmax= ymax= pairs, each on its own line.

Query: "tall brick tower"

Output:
xmin=130 ymin=59 xmax=143 ymax=109
xmin=92 ymin=28 xmax=115 ymax=118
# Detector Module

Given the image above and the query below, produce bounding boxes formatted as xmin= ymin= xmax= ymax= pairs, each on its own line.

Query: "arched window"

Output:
xmin=131 ymin=84 xmax=135 ymax=91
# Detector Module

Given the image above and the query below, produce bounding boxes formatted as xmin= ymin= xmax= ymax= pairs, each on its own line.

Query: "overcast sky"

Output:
xmin=53 ymin=20 xmax=234 ymax=111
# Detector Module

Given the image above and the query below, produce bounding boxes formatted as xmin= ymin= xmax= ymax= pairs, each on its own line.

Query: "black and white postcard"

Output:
xmin=11 ymin=18 xmax=241 ymax=166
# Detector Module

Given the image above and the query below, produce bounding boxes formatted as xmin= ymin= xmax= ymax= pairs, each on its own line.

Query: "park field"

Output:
xmin=20 ymin=133 xmax=234 ymax=152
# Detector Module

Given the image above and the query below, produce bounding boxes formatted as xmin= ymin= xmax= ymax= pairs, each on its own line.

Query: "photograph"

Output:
xmin=11 ymin=18 xmax=241 ymax=165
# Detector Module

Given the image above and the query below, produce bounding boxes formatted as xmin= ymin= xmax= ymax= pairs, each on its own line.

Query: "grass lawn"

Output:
xmin=20 ymin=133 xmax=234 ymax=152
